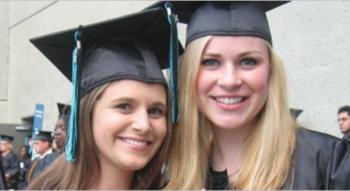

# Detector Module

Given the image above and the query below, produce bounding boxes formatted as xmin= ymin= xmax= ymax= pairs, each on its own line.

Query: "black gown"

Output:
xmin=206 ymin=128 xmax=350 ymax=190
xmin=27 ymin=152 xmax=60 ymax=183
xmin=2 ymin=151 xmax=19 ymax=189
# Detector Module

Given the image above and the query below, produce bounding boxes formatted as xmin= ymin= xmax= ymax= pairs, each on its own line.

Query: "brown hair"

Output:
xmin=27 ymin=82 xmax=172 ymax=189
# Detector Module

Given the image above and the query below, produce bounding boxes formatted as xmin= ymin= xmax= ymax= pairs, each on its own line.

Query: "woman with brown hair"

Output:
xmin=164 ymin=1 xmax=350 ymax=190
xmin=27 ymin=7 xmax=174 ymax=189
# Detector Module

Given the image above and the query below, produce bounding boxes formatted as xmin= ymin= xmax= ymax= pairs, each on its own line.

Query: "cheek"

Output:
xmin=252 ymin=66 xmax=269 ymax=94
xmin=92 ymin=109 xmax=112 ymax=141
xmin=152 ymin=119 xmax=168 ymax=143
xmin=196 ymin=70 xmax=212 ymax=95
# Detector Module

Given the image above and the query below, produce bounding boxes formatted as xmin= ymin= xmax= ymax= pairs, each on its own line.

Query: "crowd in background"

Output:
xmin=0 ymin=103 xmax=69 ymax=190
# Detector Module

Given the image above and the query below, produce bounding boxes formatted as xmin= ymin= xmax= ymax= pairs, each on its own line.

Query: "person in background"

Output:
xmin=17 ymin=145 xmax=31 ymax=189
xmin=0 ymin=153 xmax=6 ymax=190
xmin=338 ymin=105 xmax=350 ymax=141
xmin=163 ymin=1 xmax=350 ymax=189
xmin=54 ymin=103 xmax=70 ymax=153
xmin=0 ymin=135 xmax=19 ymax=189
xmin=26 ymin=130 xmax=59 ymax=183
xmin=26 ymin=6 xmax=174 ymax=189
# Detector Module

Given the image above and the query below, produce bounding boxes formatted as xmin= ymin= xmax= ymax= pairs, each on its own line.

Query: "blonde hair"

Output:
xmin=28 ymin=82 xmax=172 ymax=189
xmin=165 ymin=36 xmax=297 ymax=189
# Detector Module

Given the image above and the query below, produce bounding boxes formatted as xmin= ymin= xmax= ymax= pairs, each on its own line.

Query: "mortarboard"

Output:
xmin=30 ymin=7 xmax=178 ymax=161
xmin=169 ymin=1 xmax=288 ymax=45
xmin=30 ymin=8 xmax=172 ymax=95
xmin=0 ymin=135 xmax=14 ymax=143
xmin=34 ymin=130 xmax=54 ymax=142
xmin=57 ymin=103 xmax=71 ymax=117
xmin=290 ymin=108 xmax=303 ymax=120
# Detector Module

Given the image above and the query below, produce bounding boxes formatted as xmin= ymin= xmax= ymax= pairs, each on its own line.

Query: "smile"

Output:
xmin=120 ymin=137 xmax=150 ymax=147
xmin=215 ymin=96 xmax=244 ymax=104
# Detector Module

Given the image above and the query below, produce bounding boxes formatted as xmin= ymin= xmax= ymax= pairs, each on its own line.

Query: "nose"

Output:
xmin=217 ymin=63 xmax=242 ymax=89
xmin=131 ymin=109 xmax=151 ymax=134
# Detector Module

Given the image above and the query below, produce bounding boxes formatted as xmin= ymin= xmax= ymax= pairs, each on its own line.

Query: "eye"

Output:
xmin=240 ymin=58 xmax=257 ymax=68
xmin=148 ymin=107 xmax=166 ymax=118
xmin=115 ymin=103 xmax=132 ymax=113
xmin=201 ymin=58 xmax=220 ymax=67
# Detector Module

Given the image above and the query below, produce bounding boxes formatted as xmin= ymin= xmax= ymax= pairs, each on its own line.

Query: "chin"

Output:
xmin=121 ymin=158 xmax=150 ymax=171
xmin=215 ymin=123 xmax=242 ymax=130
xmin=209 ymin=115 xmax=246 ymax=129
xmin=126 ymin=164 xmax=147 ymax=172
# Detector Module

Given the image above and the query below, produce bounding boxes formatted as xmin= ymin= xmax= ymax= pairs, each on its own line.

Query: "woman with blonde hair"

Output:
xmin=27 ymin=7 xmax=174 ymax=189
xmin=164 ymin=1 xmax=350 ymax=189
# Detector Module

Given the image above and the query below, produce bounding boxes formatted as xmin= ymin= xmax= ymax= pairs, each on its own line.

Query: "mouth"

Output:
xmin=214 ymin=96 xmax=246 ymax=105
xmin=119 ymin=137 xmax=151 ymax=147
xmin=210 ymin=96 xmax=247 ymax=110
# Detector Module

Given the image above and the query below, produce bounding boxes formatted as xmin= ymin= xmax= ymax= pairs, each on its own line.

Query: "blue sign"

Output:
xmin=32 ymin=104 xmax=44 ymax=131
xmin=30 ymin=103 xmax=44 ymax=159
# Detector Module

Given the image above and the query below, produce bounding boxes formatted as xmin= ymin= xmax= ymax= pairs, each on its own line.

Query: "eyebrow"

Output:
xmin=151 ymin=102 xmax=167 ymax=110
xmin=202 ymin=50 xmax=264 ymax=58
xmin=202 ymin=53 xmax=221 ymax=58
xmin=111 ymin=97 xmax=167 ymax=108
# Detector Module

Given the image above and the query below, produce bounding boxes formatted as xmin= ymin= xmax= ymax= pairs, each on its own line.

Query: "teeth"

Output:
xmin=122 ymin=138 xmax=148 ymax=146
xmin=216 ymin=97 xmax=243 ymax=104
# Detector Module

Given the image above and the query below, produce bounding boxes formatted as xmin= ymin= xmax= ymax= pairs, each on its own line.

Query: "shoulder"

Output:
xmin=293 ymin=127 xmax=340 ymax=168
xmin=43 ymin=152 xmax=60 ymax=163
xmin=8 ymin=152 xmax=19 ymax=160
xmin=296 ymin=127 xmax=340 ymax=150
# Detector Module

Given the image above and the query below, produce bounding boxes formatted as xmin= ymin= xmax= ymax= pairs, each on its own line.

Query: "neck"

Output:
xmin=39 ymin=148 xmax=52 ymax=158
xmin=91 ymin=160 xmax=134 ymax=189
xmin=211 ymin=123 xmax=253 ymax=179
xmin=344 ymin=131 xmax=350 ymax=139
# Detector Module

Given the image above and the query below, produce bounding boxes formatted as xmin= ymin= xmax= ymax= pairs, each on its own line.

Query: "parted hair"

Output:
xmin=27 ymin=82 xmax=172 ymax=189
xmin=165 ymin=36 xmax=297 ymax=190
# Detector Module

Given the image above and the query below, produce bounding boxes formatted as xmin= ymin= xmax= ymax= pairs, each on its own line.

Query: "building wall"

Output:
xmin=0 ymin=1 xmax=9 ymax=122
xmin=1 ymin=1 xmax=349 ymax=137
xmin=269 ymin=1 xmax=350 ymax=137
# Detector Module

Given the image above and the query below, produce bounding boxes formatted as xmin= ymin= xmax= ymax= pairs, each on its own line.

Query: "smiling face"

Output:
xmin=196 ymin=36 xmax=270 ymax=131
xmin=92 ymin=80 xmax=167 ymax=173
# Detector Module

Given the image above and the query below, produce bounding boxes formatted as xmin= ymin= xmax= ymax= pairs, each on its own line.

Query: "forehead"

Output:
xmin=339 ymin=112 xmax=350 ymax=118
xmin=33 ymin=140 xmax=45 ymax=143
xmin=56 ymin=118 xmax=66 ymax=125
xmin=101 ymin=80 xmax=166 ymax=102
xmin=204 ymin=36 xmax=269 ymax=53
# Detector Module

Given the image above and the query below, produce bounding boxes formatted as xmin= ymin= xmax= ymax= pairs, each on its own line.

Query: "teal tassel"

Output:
xmin=165 ymin=2 xmax=179 ymax=123
xmin=66 ymin=29 xmax=82 ymax=161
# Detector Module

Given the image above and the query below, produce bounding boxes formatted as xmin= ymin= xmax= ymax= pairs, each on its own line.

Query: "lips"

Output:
xmin=210 ymin=95 xmax=248 ymax=110
xmin=119 ymin=137 xmax=151 ymax=147
xmin=215 ymin=96 xmax=244 ymax=104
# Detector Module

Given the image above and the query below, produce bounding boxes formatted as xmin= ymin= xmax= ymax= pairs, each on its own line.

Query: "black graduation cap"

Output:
xmin=57 ymin=103 xmax=71 ymax=117
xmin=34 ymin=130 xmax=54 ymax=142
xmin=30 ymin=7 xmax=172 ymax=97
xmin=168 ymin=1 xmax=288 ymax=45
xmin=290 ymin=108 xmax=303 ymax=120
xmin=30 ymin=7 xmax=178 ymax=161
xmin=0 ymin=135 xmax=14 ymax=143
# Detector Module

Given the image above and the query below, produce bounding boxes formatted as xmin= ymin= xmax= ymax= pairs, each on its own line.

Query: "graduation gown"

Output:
xmin=17 ymin=158 xmax=31 ymax=190
xmin=27 ymin=152 xmax=60 ymax=182
xmin=2 ymin=151 xmax=19 ymax=189
xmin=0 ymin=154 xmax=7 ymax=190
xmin=206 ymin=128 xmax=350 ymax=190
